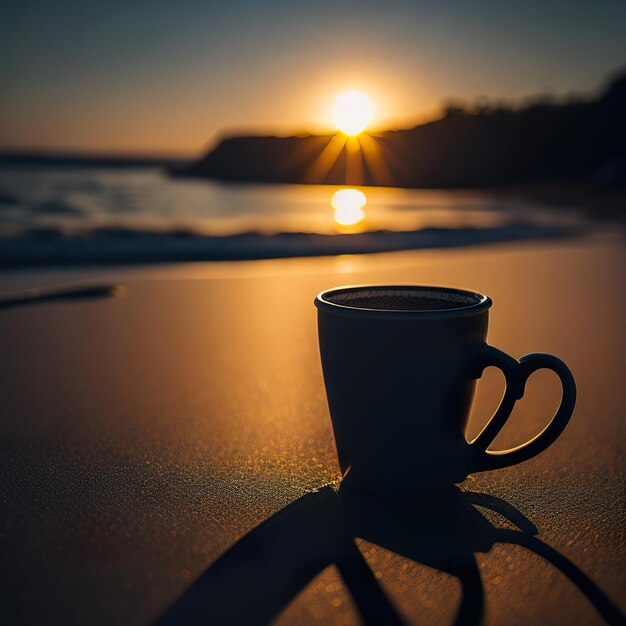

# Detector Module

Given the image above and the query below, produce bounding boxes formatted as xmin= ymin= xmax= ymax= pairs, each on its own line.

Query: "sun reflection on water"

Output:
xmin=331 ymin=188 xmax=367 ymax=228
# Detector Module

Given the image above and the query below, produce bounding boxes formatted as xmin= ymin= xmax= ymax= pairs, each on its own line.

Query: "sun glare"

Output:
xmin=332 ymin=91 xmax=373 ymax=136
xmin=331 ymin=188 xmax=367 ymax=226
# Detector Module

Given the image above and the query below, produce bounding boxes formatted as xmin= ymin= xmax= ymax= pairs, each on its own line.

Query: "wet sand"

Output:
xmin=0 ymin=233 xmax=624 ymax=625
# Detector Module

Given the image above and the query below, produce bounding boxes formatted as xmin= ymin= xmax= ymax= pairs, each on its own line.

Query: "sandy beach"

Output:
xmin=1 ymin=232 xmax=624 ymax=625
xmin=3 ymin=2 xmax=625 ymax=624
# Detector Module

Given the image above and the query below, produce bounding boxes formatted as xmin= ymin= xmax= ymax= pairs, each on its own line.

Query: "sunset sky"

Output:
xmin=1 ymin=0 xmax=625 ymax=156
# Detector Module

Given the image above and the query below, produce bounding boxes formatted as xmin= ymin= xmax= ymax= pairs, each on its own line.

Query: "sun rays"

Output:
xmin=304 ymin=130 xmax=393 ymax=187
xmin=301 ymin=129 xmax=395 ymax=231
xmin=302 ymin=91 xmax=396 ymax=231
xmin=304 ymin=91 xmax=394 ymax=187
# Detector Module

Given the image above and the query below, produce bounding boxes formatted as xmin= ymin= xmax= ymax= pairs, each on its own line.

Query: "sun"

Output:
xmin=332 ymin=91 xmax=373 ymax=136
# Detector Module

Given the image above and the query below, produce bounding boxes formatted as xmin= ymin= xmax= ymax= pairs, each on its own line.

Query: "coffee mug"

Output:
xmin=315 ymin=285 xmax=576 ymax=495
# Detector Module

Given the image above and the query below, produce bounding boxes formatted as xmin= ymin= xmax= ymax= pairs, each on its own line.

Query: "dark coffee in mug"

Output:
xmin=315 ymin=285 xmax=576 ymax=496
xmin=323 ymin=287 xmax=480 ymax=311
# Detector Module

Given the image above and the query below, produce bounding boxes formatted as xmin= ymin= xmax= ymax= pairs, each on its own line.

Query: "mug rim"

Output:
xmin=315 ymin=284 xmax=492 ymax=319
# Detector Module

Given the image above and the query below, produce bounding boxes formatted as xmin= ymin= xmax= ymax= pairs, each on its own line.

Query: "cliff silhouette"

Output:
xmin=174 ymin=70 xmax=626 ymax=191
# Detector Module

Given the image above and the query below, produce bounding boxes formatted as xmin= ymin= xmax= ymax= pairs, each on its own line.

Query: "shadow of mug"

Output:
xmin=315 ymin=285 xmax=577 ymax=495
xmin=156 ymin=486 xmax=623 ymax=626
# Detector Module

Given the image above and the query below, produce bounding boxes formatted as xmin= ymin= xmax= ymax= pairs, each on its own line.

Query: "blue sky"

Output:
xmin=1 ymin=0 xmax=625 ymax=154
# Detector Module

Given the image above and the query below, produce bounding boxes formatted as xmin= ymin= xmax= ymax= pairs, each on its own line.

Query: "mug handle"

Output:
xmin=469 ymin=345 xmax=576 ymax=472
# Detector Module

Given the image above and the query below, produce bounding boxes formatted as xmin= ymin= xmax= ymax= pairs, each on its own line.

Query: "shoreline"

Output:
xmin=0 ymin=222 xmax=581 ymax=268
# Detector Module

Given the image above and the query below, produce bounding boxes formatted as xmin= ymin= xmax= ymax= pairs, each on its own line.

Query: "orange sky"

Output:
xmin=1 ymin=1 xmax=625 ymax=156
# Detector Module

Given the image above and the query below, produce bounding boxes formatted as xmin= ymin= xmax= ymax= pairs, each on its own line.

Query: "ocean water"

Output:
xmin=0 ymin=165 xmax=586 ymax=265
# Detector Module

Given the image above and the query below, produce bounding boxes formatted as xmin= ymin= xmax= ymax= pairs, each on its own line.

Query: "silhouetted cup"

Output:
xmin=315 ymin=285 xmax=576 ymax=495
